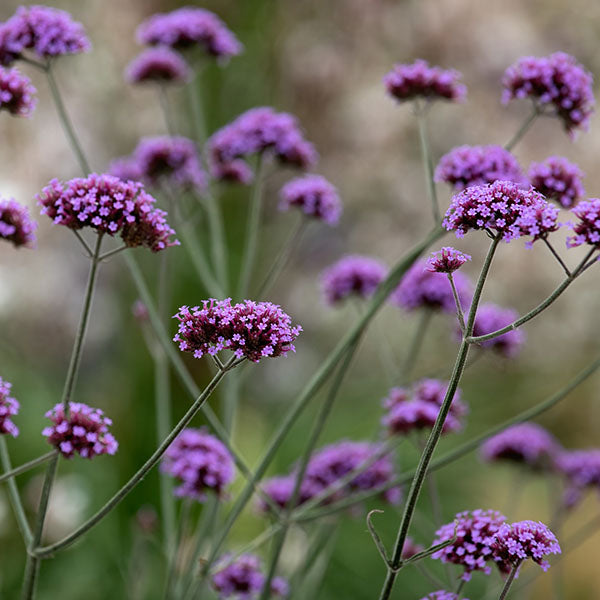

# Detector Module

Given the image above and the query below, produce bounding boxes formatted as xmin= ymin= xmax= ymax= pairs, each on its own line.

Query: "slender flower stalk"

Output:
xmin=504 ymin=107 xmax=539 ymax=151
xmin=203 ymin=190 xmax=230 ymax=291
xmin=0 ymin=451 xmax=57 ymax=484
xmin=498 ymin=563 xmax=521 ymax=600
xmin=188 ymin=63 xmax=207 ymax=144
xmin=415 ymin=102 xmax=440 ymax=223
xmin=543 ymin=238 xmax=571 ymax=277
xmin=158 ymin=84 xmax=176 ymax=136
xmin=448 ymin=274 xmax=466 ymax=332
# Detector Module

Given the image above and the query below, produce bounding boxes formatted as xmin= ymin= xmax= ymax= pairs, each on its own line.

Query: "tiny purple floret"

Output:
xmin=0 ymin=376 xmax=20 ymax=437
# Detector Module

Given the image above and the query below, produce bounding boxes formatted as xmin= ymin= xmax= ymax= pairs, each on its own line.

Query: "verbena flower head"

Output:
xmin=320 ymin=255 xmax=388 ymax=305
xmin=212 ymin=554 xmax=289 ymax=599
xmin=384 ymin=59 xmax=467 ymax=103
xmin=279 ymin=175 xmax=342 ymax=226
xmin=173 ymin=299 xmax=301 ymax=363
xmin=137 ymin=7 xmax=242 ymax=60
xmin=207 ymin=107 xmax=318 ymax=184
xmin=432 ymin=509 xmax=509 ymax=581
xmin=502 ymin=52 xmax=594 ymax=135
xmin=566 ymin=198 xmax=600 ymax=249
xmin=556 ymin=449 xmax=600 ymax=507
xmin=0 ymin=198 xmax=37 ymax=248
xmin=426 ymin=247 xmax=471 ymax=274
xmin=0 ymin=376 xmax=19 ymax=437
xmin=528 ymin=156 xmax=585 ymax=208
xmin=420 ymin=592 xmax=469 ymax=600
xmin=443 ymin=180 xmax=559 ymax=244
xmin=125 ymin=47 xmax=191 ymax=85
xmin=42 ymin=402 xmax=118 ymax=459
xmin=0 ymin=5 xmax=90 ymax=65
xmin=161 ymin=428 xmax=235 ymax=501
xmin=0 ymin=66 xmax=36 ymax=116
xmin=435 ymin=145 xmax=526 ymax=191
xmin=391 ymin=259 xmax=472 ymax=313
xmin=480 ymin=423 xmax=560 ymax=470
xmin=491 ymin=520 xmax=561 ymax=571
xmin=36 ymin=173 xmax=178 ymax=252
xmin=470 ymin=304 xmax=525 ymax=357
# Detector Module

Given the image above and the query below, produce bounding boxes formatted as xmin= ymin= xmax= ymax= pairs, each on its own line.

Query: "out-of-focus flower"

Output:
xmin=443 ymin=181 xmax=559 ymax=245
xmin=279 ymin=175 xmax=341 ymax=226
xmin=0 ymin=376 xmax=20 ymax=437
xmin=0 ymin=66 xmax=36 ymax=116
xmin=384 ymin=60 xmax=466 ymax=103
xmin=420 ymin=592 xmax=469 ymax=600
xmin=391 ymin=260 xmax=472 ymax=313
xmin=125 ymin=47 xmax=191 ymax=85
xmin=435 ymin=145 xmax=526 ymax=190
xmin=0 ymin=198 xmax=36 ymax=248
xmin=431 ymin=509 xmax=509 ymax=581
xmin=131 ymin=300 xmax=149 ymax=322
xmin=212 ymin=554 xmax=288 ymax=599
xmin=556 ymin=449 xmax=600 ymax=507
xmin=502 ymin=52 xmax=594 ymax=135
xmin=173 ymin=299 xmax=301 ymax=363
xmin=161 ymin=428 xmax=234 ymax=501
xmin=320 ymin=255 xmax=387 ymax=305
xmin=528 ymin=157 xmax=584 ymax=208
xmin=42 ymin=402 xmax=118 ymax=459
xmin=137 ymin=7 xmax=242 ymax=60
xmin=480 ymin=423 xmax=560 ymax=470
xmin=470 ymin=304 xmax=525 ymax=357
xmin=491 ymin=520 xmax=560 ymax=572
xmin=566 ymin=198 xmax=600 ymax=249
xmin=425 ymin=247 xmax=471 ymax=274
xmin=207 ymin=107 xmax=317 ymax=184
xmin=36 ymin=173 xmax=178 ymax=252
xmin=402 ymin=537 xmax=425 ymax=560
xmin=0 ymin=5 xmax=90 ymax=65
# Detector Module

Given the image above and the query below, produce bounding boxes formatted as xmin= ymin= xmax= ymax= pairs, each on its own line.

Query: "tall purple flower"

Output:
xmin=0 ymin=198 xmax=36 ymax=248
xmin=480 ymin=423 xmax=560 ymax=470
xmin=431 ymin=509 xmax=509 ymax=581
xmin=470 ymin=304 xmax=525 ymax=357
xmin=502 ymin=52 xmax=594 ymax=135
xmin=566 ymin=198 xmax=600 ymax=249
xmin=207 ymin=107 xmax=317 ymax=184
xmin=435 ymin=145 xmax=526 ymax=190
xmin=0 ymin=5 xmax=90 ymax=65
xmin=425 ymin=247 xmax=471 ymax=274
xmin=391 ymin=259 xmax=472 ymax=313
xmin=161 ymin=428 xmax=234 ymax=501
xmin=0 ymin=376 xmax=20 ymax=437
xmin=125 ymin=47 xmax=191 ymax=85
xmin=556 ymin=449 xmax=600 ymax=507
xmin=36 ymin=173 xmax=178 ymax=252
xmin=491 ymin=520 xmax=560 ymax=572
xmin=173 ymin=299 xmax=301 ymax=363
xmin=320 ymin=255 xmax=388 ymax=305
xmin=0 ymin=66 xmax=36 ymax=116
xmin=137 ymin=7 xmax=242 ymax=60
xmin=528 ymin=157 xmax=584 ymax=209
xmin=420 ymin=592 xmax=469 ymax=600
xmin=279 ymin=175 xmax=342 ymax=226
xmin=43 ymin=402 xmax=118 ymax=459
xmin=384 ymin=60 xmax=467 ymax=103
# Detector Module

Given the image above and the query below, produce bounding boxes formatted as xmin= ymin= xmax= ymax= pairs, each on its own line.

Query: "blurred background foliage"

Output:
xmin=0 ymin=0 xmax=599 ymax=598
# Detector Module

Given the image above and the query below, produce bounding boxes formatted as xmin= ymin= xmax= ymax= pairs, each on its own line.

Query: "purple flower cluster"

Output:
xmin=470 ymin=304 xmax=525 ymax=357
xmin=0 ymin=198 xmax=37 ymax=248
xmin=36 ymin=173 xmax=178 ymax=252
xmin=502 ymin=52 xmax=594 ymax=134
xmin=435 ymin=145 xmax=526 ymax=191
xmin=161 ymin=428 xmax=234 ymax=501
xmin=0 ymin=5 xmax=90 ymax=65
xmin=420 ymin=592 xmax=468 ymax=600
xmin=173 ymin=299 xmax=301 ymax=363
xmin=381 ymin=379 xmax=467 ymax=436
xmin=443 ymin=180 xmax=559 ymax=245
xmin=391 ymin=259 xmax=472 ymax=313
xmin=566 ymin=198 xmax=600 ymax=249
xmin=125 ymin=47 xmax=191 ymax=85
xmin=207 ymin=107 xmax=317 ymax=184
xmin=320 ymin=255 xmax=387 ymax=305
xmin=137 ymin=7 xmax=242 ymax=60
xmin=556 ymin=449 xmax=600 ymax=507
xmin=425 ymin=247 xmax=471 ymax=274
xmin=480 ymin=423 xmax=560 ymax=470
xmin=528 ymin=156 xmax=585 ymax=208
xmin=0 ymin=66 xmax=36 ymax=116
xmin=431 ymin=509 xmax=509 ymax=581
xmin=212 ymin=554 xmax=289 ymax=599
xmin=384 ymin=60 xmax=467 ymax=103
xmin=279 ymin=175 xmax=342 ymax=226
xmin=491 ymin=520 xmax=560 ymax=572
xmin=0 ymin=376 xmax=19 ymax=437
xmin=42 ymin=402 xmax=118 ymax=459
xmin=110 ymin=136 xmax=206 ymax=192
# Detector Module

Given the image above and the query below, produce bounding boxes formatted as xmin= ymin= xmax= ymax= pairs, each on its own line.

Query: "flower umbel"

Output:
xmin=528 ymin=156 xmax=584 ymax=208
xmin=125 ymin=47 xmax=191 ymax=85
xmin=279 ymin=174 xmax=342 ymax=226
xmin=0 ymin=198 xmax=37 ymax=248
xmin=556 ymin=449 xmax=600 ymax=507
xmin=426 ymin=247 xmax=471 ymax=274
xmin=0 ymin=376 xmax=20 ymax=437
xmin=566 ymin=198 xmax=600 ymax=249
xmin=0 ymin=66 xmax=36 ymax=116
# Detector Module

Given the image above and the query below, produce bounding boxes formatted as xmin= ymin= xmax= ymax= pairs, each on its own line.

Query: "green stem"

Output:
xmin=543 ymin=238 xmax=571 ymax=277
xmin=415 ymin=103 xmax=440 ymax=223
xmin=188 ymin=65 xmax=207 ymax=145
xmin=504 ymin=106 xmax=538 ymax=151
xmin=163 ymin=498 xmax=192 ymax=600
xmin=498 ymin=563 xmax=521 ymax=600
xmin=448 ymin=273 xmax=466 ymax=332
xmin=0 ymin=451 xmax=57 ymax=484
xmin=158 ymin=84 xmax=177 ymax=136
xmin=203 ymin=191 xmax=229 ymax=292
